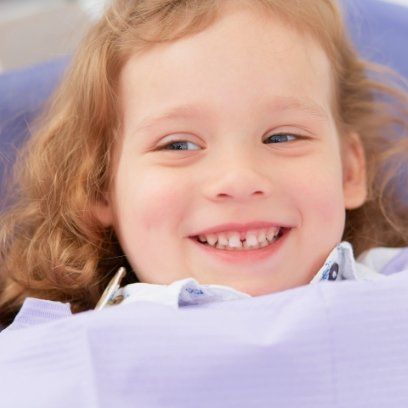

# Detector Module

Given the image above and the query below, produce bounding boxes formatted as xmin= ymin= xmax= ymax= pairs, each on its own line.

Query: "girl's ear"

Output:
xmin=342 ymin=131 xmax=368 ymax=210
xmin=92 ymin=193 xmax=114 ymax=227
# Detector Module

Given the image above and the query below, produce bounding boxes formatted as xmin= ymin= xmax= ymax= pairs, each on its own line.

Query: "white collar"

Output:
xmin=105 ymin=241 xmax=384 ymax=310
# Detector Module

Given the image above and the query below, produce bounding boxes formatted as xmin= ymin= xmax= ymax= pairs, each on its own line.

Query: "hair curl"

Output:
xmin=0 ymin=0 xmax=407 ymax=326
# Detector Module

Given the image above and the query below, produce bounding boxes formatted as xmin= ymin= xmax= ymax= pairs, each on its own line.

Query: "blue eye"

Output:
xmin=265 ymin=133 xmax=298 ymax=143
xmin=158 ymin=132 xmax=301 ymax=151
xmin=159 ymin=141 xmax=200 ymax=151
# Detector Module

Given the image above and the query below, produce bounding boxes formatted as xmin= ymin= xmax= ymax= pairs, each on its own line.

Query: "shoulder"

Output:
xmin=1 ymin=297 xmax=72 ymax=333
xmin=357 ymin=246 xmax=408 ymax=276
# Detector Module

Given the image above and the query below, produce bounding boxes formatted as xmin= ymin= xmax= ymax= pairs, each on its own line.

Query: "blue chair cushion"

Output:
xmin=0 ymin=57 xmax=69 ymax=202
xmin=342 ymin=0 xmax=408 ymax=78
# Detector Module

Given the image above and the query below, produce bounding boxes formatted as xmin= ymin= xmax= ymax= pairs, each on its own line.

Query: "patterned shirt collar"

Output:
xmin=106 ymin=241 xmax=383 ymax=309
xmin=3 ymin=241 xmax=389 ymax=332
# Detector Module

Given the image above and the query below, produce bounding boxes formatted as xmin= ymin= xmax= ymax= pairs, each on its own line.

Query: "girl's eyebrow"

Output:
xmin=133 ymin=96 xmax=329 ymax=133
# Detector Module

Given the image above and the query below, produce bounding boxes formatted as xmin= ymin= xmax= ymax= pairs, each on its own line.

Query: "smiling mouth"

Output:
xmin=191 ymin=227 xmax=289 ymax=252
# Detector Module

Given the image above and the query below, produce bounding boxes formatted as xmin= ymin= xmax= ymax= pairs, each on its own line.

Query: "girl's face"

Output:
xmin=95 ymin=5 xmax=367 ymax=295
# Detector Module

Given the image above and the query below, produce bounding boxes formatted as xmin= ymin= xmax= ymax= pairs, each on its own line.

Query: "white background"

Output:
xmin=0 ymin=0 xmax=407 ymax=73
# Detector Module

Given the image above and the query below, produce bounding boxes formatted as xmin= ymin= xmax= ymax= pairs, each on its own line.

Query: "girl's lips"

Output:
xmin=189 ymin=227 xmax=290 ymax=265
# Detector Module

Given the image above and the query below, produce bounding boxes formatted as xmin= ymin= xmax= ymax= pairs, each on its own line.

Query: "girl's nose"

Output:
xmin=203 ymin=152 xmax=273 ymax=203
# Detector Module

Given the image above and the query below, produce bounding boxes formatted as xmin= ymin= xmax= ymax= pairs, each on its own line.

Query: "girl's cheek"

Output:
xmin=119 ymin=168 xmax=191 ymax=231
xmin=289 ymin=162 xmax=346 ymax=224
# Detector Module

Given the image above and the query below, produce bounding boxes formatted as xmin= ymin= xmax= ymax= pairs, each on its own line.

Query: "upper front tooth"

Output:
xmin=217 ymin=233 xmax=229 ymax=246
xmin=245 ymin=232 xmax=259 ymax=247
xmin=227 ymin=233 xmax=242 ymax=248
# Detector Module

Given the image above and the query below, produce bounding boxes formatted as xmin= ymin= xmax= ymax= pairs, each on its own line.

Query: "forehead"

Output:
xmin=119 ymin=5 xmax=334 ymax=130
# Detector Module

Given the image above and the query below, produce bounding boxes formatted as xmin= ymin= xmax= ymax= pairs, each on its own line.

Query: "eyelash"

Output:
xmin=157 ymin=133 xmax=305 ymax=151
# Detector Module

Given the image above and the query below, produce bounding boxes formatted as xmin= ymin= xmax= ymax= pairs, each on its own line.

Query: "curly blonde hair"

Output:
xmin=0 ymin=0 xmax=407 ymax=326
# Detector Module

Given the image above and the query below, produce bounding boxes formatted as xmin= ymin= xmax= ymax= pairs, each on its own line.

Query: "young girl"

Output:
xmin=0 ymin=0 xmax=407 ymax=328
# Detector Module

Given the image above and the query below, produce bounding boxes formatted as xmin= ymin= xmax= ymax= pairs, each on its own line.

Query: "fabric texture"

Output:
xmin=1 ymin=265 xmax=408 ymax=407
xmin=1 ymin=242 xmax=405 ymax=407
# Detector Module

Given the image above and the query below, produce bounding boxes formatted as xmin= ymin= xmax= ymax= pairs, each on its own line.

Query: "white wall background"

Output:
xmin=0 ymin=0 xmax=406 ymax=73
